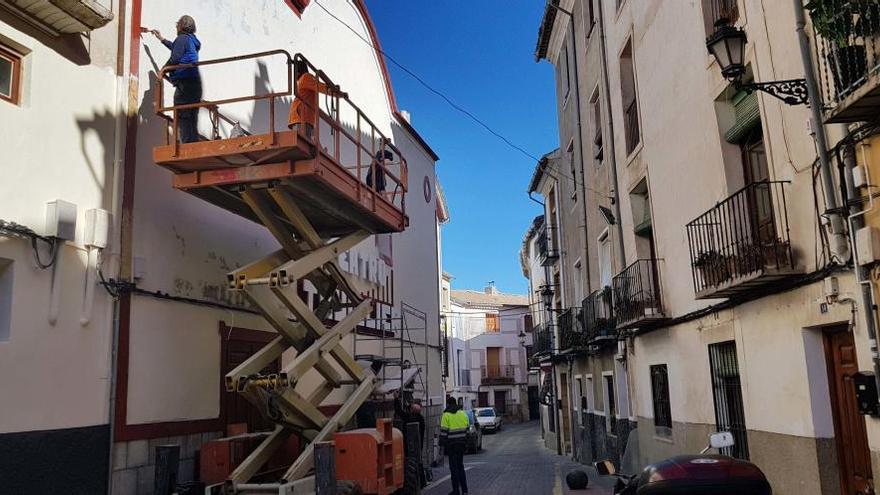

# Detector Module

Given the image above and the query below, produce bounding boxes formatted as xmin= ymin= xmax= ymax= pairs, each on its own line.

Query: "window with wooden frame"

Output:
xmin=650 ymin=364 xmax=672 ymax=430
xmin=485 ymin=313 xmax=500 ymax=332
xmin=590 ymin=90 xmax=603 ymax=165
xmin=584 ymin=0 xmax=596 ymax=38
xmin=619 ymin=39 xmax=640 ymax=155
xmin=0 ymin=45 xmax=22 ymax=105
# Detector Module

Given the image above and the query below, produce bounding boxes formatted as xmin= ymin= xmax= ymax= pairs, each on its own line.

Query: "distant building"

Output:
xmin=444 ymin=283 xmax=532 ymax=422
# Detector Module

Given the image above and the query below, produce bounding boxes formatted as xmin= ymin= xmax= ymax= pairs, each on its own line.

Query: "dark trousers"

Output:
xmin=173 ymin=77 xmax=202 ymax=143
xmin=447 ymin=444 xmax=468 ymax=494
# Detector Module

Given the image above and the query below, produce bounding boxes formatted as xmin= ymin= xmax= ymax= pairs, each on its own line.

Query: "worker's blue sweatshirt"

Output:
xmin=162 ymin=33 xmax=201 ymax=81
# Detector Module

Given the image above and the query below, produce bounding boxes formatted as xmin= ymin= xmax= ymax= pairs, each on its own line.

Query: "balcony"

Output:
xmin=1 ymin=0 xmax=113 ymax=35
xmin=558 ymin=308 xmax=588 ymax=354
xmin=613 ymin=259 xmax=666 ymax=329
xmin=536 ymin=224 xmax=560 ymax=266
xmin=686 ymin=181 xmax=798 ymax=299
xmin=531 ymin=323 xmax=553 ymax=361
xmin=583 ymin=288 xmax=617 ymax=345
xmin=811 ymin=1 xmax=880 ymax=123
xmin=481 ymin=365 xmax=516 ymax=385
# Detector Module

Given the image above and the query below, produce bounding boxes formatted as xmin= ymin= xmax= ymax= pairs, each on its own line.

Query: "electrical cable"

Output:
xmin=0 ymin=219 xmax=60 ymax=270
xmin=311 ymin=0 xmax=598 ymax=195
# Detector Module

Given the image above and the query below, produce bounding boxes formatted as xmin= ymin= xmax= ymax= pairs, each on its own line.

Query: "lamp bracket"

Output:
xmin=736 ymin=78 xmax=809 ymax=106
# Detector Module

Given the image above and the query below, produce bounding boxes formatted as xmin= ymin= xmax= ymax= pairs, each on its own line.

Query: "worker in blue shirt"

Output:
xmin=151 ymin=16 xmax=202 ymax=143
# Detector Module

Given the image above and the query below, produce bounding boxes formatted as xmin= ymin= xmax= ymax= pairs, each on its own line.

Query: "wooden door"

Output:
xmin=487 ymin=347 xmax=501 ymax=377
xmin=825 ymin=329 xmax=874 ymax=495
xmin=740 ymin=127 xmax=775 ymax=243
xmin=224 ymin=336 xmax=279 ymax=434
xmin=478 ymin=391 xmax=489 ymax=407
xmin=559 ymin=373 xmax=572 ymax=453
xmin=494 ymin=390 xmax=507 ymax=414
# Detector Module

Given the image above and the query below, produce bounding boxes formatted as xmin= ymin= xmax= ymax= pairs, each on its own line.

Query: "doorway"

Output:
xmin=478 ymin=391 xmax=489 ymax=407
xmin=494 ymin=390 xmax=507 ymax=415
xmin=559 ymin=372 xmax=572 ymax=453
xmin=487 ymin=347 xmax=501 ymax=378
xmin=824 ymin=328 xmax=873 ymax=495
xmin=222 ymin=327 xmax=279 ymax=434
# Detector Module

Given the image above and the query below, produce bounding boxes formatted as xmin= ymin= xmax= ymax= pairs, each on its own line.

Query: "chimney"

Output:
xmin=399 ymin=110 xmax=411 ymax=123
xmin=485 ymin=282 xmax=498 ymax=295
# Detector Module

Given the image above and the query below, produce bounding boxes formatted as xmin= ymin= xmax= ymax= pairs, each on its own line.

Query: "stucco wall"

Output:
xmin=0 ymin=7 xmax=121 ymax=433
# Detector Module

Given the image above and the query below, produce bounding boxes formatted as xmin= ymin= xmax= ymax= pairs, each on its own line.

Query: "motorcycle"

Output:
xmin=594 ymin=432 xmax=772 ymax=495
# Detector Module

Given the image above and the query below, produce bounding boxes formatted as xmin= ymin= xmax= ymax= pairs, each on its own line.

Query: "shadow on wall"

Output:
xmin=0 ymin=10 xmax=91 ymax=65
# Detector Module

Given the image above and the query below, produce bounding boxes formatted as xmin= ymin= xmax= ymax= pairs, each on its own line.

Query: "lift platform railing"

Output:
xmin=155 ymin=49 xmax=409 ymax=215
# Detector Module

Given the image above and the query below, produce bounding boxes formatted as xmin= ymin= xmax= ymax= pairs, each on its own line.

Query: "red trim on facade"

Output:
xmin=113 ymin=0 xmax=142 ymax=442
xmin=284 ymin=0 xmax=311 ymax=18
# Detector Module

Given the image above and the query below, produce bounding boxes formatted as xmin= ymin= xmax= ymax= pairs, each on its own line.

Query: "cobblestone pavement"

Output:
xmin=424 ymin=421 xmax=615 ymax=495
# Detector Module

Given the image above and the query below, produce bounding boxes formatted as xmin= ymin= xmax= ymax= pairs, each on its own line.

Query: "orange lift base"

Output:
xmin=153 ymin=130 xmax=407 ymax=237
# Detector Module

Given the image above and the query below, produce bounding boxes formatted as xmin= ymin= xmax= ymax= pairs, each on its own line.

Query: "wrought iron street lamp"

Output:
xmin=518 ymin=330 xmax=527 ymax=347
xmin=706 ymin=22 xmax=808 ymax=105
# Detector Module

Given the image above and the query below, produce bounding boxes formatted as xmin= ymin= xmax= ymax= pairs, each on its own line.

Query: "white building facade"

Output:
xmin=0 ymin=1 xmax=443 ymax=493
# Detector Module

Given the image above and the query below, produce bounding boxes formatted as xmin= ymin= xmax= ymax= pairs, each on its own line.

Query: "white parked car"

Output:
xmin=474 ymin=407 xmax=503 ymax=432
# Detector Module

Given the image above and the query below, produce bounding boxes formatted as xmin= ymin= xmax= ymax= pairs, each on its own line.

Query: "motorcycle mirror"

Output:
xmin=708 ymin=431 xmax=735 ymax=449
xmin=594 ymin=459 xmax=617 ymax=476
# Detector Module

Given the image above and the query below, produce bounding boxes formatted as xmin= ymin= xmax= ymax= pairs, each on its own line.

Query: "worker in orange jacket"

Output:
xmin=287 ymin=59 xmax=346 ymax=139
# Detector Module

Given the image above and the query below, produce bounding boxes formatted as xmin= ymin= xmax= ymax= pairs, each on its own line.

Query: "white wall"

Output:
xmin=0 ymin=10 xmax=121 ymax=432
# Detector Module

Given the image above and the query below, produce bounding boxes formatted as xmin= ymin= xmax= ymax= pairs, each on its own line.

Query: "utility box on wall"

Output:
xmin=853 ymin=371 xmax=880 ymax=416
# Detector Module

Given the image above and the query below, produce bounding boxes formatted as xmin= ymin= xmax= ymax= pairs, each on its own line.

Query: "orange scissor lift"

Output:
xmin=153 ymin=51 xmax=408 ymax=493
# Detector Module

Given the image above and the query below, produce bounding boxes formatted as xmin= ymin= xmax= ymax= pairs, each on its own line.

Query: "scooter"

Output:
xmin=594 ymin=432 xmax=772 ymax=495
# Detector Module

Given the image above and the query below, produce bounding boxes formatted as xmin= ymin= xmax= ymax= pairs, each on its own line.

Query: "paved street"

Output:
xmin=424 ymin=421 xmax=615 ymax=495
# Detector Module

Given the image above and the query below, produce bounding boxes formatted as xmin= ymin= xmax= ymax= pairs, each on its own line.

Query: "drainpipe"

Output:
xmin=842 ymin=139 xmax=880 ymax=403
xmin=597 ymin=0 xmax=627 ymax=266
xmin=792 ymin=0 xmax=850 ymax=261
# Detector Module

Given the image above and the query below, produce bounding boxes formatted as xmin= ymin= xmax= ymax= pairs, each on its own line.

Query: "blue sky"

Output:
xmin=368 ymin=1 xmax=558 ymax=295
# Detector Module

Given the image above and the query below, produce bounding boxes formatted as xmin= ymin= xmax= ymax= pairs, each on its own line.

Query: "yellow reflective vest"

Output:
xmin=439 ymin=409 xmax=470 ymax=447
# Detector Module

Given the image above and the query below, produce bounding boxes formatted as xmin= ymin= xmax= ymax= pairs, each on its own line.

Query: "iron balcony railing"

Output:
xmin=810 ymin=0 xmax=880 ymax=122
xmin=612 ymin=259 xmax=665 ymax=328
xmin=536 ymin=223 xmax=560 ymax=266
xmin=558 ymin=307 xmax=588 ymax=352
xmin=531 ymin=323 xmax=553 ymax=358
xmin=583 ymin=287 xmax=617 ymax=342
xmin=686 ymin=181 xmax=794 ymax=298
xmin=703 ymin=0 xmax=739 ymax=35
xmin=481 ymin=365 xmax=516 ymax=384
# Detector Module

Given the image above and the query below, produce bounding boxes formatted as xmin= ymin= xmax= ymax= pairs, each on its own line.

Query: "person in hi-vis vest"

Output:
xmin=439 ymin=396 xmax=470 ymax=495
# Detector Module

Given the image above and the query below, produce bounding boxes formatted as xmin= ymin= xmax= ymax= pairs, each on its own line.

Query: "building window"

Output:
xmin=709 ymin=341 xmax=750 ymax=459
xmin=486 ymin=313 xmax=500 ymax=332
xmin=604 ymin=374 xmax=617 ymax=432
xmin=567 ymin=139 xmax=577 ymax=201
xmin=575 ymin=377 xmax=583 ymax=417
xmin=584 ymin=0 xmax=596 ymax=38
xmin=585 ymin=375 xmax=594 ymax=411
xmin=0 ymin=258 xmax=11 ymax=342
xmin=560 ymin=36 xmax=572 ymax=103
xmin=598 ymin=229 xmax=613 ymax=289
xmin=619 ymin=39 xmax=640 ymax=155
xmin=284 ymin=0 xmax=311 ymax=16
xmin=650 ymin=364 xmax=672 ymax=429
xmin=591 ymin=90 xmax=603 ymax=165
xmin=0 ymin=46 xmax=22 ymax=105
xmin=703 ymin=0 xmax=739 ymax=37
xmin=524 ymin=313 xmax=533 ymax=332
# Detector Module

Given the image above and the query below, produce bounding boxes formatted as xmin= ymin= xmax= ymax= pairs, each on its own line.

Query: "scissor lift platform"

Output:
xmin=152 ymin=51 xmax=411 ymax=493
xmin=155 ymin=131 xmax=407 ymax=236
